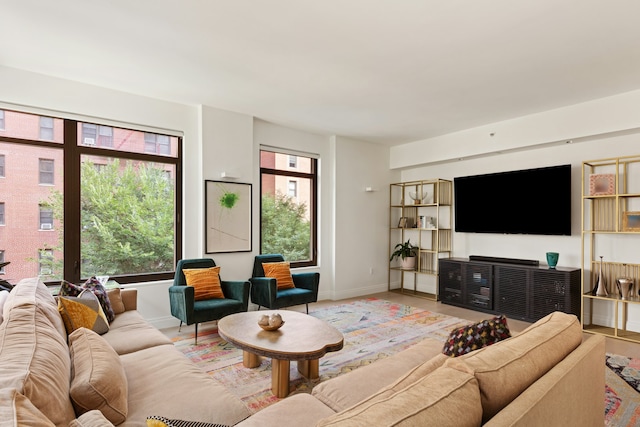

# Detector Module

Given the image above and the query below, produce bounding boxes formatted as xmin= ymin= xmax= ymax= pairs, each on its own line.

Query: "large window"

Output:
xmin=260 ymin=149 xmax=317 ymax=267
xmin=0 ymin=110 xmax=182 ymax=284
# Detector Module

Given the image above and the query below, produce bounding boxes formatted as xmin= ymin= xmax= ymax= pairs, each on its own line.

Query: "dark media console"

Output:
xmin=439 ymin=257 xmax=581 ymax=323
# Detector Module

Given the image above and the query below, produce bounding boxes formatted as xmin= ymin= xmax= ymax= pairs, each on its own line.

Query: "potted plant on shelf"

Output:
xmin=390 ymin=239 xmax=418 ymax=270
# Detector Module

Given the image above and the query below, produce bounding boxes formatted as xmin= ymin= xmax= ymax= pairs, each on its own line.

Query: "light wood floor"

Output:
xmin=161 ymin=291 xmax=640 ymax=358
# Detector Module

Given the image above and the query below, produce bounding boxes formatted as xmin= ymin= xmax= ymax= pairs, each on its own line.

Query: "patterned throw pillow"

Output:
xmin=442 ymin=315 xmax=511 ymax=357
xmin=146 ymin=416 xmax=228 ymax=427
xmin=59 ymin=277 xmax=115 ymax=323
xmin=58 ymin=291 xmax=110 ymax=335
xmin=182 ymin=267 xmax=225 ymax=300
xmin=262 ymin=261 xmax=296 ymax=290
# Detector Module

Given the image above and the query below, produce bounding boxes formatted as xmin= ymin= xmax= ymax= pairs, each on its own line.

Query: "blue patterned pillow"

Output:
xmin=59 ymin=277 xmax=115 ymax=323
xmin=442 ymin=315 xmax=511 ymax=357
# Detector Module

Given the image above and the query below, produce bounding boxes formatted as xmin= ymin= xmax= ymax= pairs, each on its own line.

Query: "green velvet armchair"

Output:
xmin=249 ymin=254 xmax=319 ymax=314
xmin=169 ymin=258 xmax=249 ymax=343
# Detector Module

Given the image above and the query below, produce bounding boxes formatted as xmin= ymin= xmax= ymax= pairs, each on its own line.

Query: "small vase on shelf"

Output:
xmin=593 ymin=256 xmax=608 ymax=297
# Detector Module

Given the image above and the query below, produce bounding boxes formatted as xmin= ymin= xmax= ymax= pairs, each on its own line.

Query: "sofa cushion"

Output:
xmin=0 ymin=299 xmax=76 ymax=425
xmin=101 ymin=310 xmax=173 ymax=355
xmin=58 ymin=291 xmax=110 ymax=335
xmin=444 ymin=311 xmax=583 ymax=423
xmin=262 ymin=261 xmax=296 ymax=290
xmin=234 ymin=394 xmax=336 ymax=427
xmin=312 ymin=338 xmax=447 ymax=412
xmin=119 ymin=344 xmax=250 ymax=426
xmin=107 ymin=288 xmax=127 ymax=314
xmin=60 ymin=277 xmax=116 ymax=323
xmin=69 ymin=327 xmax=128 ymax=425
xmin=70 ymin=409 xmax=116 ymax=427
xmin=442 ymin=315 xmax=511 ymax=357
xmin=316 ymin=366 xmax=483 ymax=427
xmin=183 ymin=266 xmax=225 ymax=300
xmin=0 ymin=389 xmax=56 ymax=427
xmin=4 ymin=276 xmax=67 ymax=339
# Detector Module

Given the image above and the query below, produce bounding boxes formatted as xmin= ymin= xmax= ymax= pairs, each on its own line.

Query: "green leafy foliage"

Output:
xmin=41 ymin=159 xmax=175 ymax=279
xmin=261 ymin=192 xmax=310 ymax=261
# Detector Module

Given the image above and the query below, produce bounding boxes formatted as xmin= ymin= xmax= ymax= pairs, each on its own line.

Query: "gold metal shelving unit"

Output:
xmin=581 ymin=154 xmax=640 ymax=343
xmin=388 ymin=179 xmax=452 ymax=300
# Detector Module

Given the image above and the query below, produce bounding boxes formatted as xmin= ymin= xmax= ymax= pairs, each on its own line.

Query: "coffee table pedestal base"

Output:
xmin=243 ymin=351 xmax=261 ymax=368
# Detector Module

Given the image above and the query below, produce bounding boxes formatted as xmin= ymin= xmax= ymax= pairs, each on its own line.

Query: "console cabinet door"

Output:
xmin=494 ymin=265 xmax=530 ymax=320
xmin=463 ymin=263 xmax=493 ymax=310
xmin=531 ymin=269 xmax=581 ymax=320
xmin=438 ymin=260 xmax=464 ymax=305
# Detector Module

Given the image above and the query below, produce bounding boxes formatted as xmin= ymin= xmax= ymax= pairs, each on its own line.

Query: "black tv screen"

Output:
xmin=454 ymin=164 xmax=571 ymax=235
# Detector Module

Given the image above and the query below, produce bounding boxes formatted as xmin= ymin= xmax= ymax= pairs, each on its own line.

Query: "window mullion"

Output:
xmin=63 ymin=120 xmax=81 ymax=283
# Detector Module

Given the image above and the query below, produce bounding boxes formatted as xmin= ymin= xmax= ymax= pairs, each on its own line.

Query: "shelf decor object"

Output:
xmin=594 ymin=256 xmax=608 ymax=297
xmin=388 ymin=179 xmax=452 ymax=301
xmin=623 ymin=211 xmax=640 ymax=231
xmin=546 ymin=252 xmax=559 ymax=269
xmin=588 ymin=173 xmax=615 ymax=196
xmin=581 ymin=154 xmax=640 ymax=343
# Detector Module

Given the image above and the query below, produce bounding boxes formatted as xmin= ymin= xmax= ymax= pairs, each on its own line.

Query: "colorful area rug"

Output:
xmin=605 ymin=353 xmax=640 ymax=426
xmin=172 ymin=297 xmax=469 ymax=413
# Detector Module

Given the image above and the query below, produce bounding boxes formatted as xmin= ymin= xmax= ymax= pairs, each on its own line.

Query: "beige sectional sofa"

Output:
xmin=0 ymin=277 xmax=251 ymax=426
xmin=0 ymin=277 xmax=606 ymax=426
xmin=237 ymin=311 xmax=606 ymax=427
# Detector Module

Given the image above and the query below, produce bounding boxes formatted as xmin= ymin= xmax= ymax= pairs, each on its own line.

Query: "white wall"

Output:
xmin=333 ymin=136 xmax=399 ymax=299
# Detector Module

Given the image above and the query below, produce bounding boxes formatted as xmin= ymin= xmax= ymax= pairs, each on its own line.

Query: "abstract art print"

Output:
xmin=205 ymin=180 xmax=252 ymax=253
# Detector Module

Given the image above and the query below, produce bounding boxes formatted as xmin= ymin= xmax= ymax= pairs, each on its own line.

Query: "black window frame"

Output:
xmin=259 ymin=149 xmax=317 ymax=268
xmin=0 ymin=112 xmax=182 ymax=285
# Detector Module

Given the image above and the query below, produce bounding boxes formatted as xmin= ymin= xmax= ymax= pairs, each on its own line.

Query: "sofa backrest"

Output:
xmin=0 ymin=277 xmax=76 ymax=425
xmin=444 ymin=311 xmax=583 ymax=423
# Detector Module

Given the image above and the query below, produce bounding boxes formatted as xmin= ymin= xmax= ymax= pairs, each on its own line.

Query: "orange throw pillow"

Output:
xmin=182 ymin=267 xmax=225 ymax=300
xmin=263 ymin=261 xmax=296 ymax=290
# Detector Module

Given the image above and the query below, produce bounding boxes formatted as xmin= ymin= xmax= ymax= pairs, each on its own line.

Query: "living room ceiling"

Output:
xmin=3 ymin=1 xmax=640 ymax=145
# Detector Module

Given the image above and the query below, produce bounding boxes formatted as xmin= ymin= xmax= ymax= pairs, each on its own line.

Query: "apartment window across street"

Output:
xmin=0 ymin=202 xmax=5 ymax=225
xmin=39 ymin=206 xmax=53 ymax=230
xmin=39 ymin=116 xmax=54 ymax=141
xmin=39 ymin=159 xmax=54 ymax=185
xmin=288 ymin=155 xmax=297 ymax=168
xmin=0 ymin=109 xmax=182 ymax=285
xmin=0 ymin=251 xmax=5 ymax=274
xmin=260 ymin=149 xmax=317 ymax=267
xmin=145 ymin=133 xmax=171 ymax=155
xmin=0 ymin=110 xmax=5 ymax=130
xmin=82 ymin=123 xmax=113 ymax=147
xmin=0 ymin=154 xmax=5 ymax=177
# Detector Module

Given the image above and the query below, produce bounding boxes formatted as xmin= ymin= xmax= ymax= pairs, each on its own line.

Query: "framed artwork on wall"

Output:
xmin=205 ymin=180 xmax=252 ymax=253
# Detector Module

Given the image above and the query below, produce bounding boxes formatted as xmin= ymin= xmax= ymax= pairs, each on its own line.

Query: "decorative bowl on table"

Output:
xmin=258 ymin=313 xmax=284 ymax=331
xmin=259 ymin=321 xmax=285 ymax=331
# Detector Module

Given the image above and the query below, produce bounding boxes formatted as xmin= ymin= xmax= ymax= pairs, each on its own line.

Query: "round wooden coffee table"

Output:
xmin=218 ymin=310 xmax=344 ymax=398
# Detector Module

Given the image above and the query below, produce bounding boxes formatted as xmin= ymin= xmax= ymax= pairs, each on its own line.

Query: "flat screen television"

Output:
xmin=454 ymin=164 xmax=571 ymax=235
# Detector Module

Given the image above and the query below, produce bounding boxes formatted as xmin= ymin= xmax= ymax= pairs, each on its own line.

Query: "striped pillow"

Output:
xmin=182 ymin=267 xmax=225 ymax=300
xmin=147 ymin=415 xmax=228 ymax=427
xmin=262 ymin=261 xmax=295 ymax=290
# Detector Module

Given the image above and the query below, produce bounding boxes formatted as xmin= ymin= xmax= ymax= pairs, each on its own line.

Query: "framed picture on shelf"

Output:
xmin=623 ymin=211 xmax=640 ymax=231
xmin=589 ymin=173 xmax=615 ymax=196
xmin=397 ymin=217 xmax=407 ymax=228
